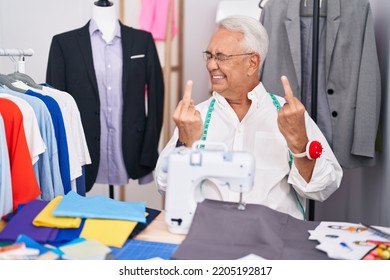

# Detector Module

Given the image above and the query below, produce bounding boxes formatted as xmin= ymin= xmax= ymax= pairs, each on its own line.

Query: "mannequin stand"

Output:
xmin=109 ymin=184 xmax=114 ymax=199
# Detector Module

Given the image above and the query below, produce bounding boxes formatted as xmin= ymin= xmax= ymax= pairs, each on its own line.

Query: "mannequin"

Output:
xmin=92 ymin=0 xmax=117 ymax=43
xmin=46 ymin=0 xmax=164 ymax=195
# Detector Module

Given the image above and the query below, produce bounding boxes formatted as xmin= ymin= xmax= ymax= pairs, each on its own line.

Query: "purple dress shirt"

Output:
xmin=89 ymin=19 xmax=128 ymax=185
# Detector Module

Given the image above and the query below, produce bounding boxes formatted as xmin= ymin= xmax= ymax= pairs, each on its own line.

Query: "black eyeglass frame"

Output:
xmin=202 ymin=51 xmax=255 ymax=63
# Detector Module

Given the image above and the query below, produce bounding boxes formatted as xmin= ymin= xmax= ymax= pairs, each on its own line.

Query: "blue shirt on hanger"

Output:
xmin=24 ymin=89 xmax=71 ymax=194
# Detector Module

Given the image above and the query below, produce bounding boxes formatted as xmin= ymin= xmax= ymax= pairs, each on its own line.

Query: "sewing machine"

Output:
xmin=163 ymin=141 xmax=255 ymax=234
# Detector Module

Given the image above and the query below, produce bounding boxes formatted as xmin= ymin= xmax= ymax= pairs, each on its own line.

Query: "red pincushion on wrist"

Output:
xmin=307 ymin=140 xmax=323 ymax=160
xmin=290 ymin=140 xmax=323 ymax=160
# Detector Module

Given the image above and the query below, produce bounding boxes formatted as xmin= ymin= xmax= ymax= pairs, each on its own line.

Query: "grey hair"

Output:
xmin=217 ymin=15 xmax=269 ymax=75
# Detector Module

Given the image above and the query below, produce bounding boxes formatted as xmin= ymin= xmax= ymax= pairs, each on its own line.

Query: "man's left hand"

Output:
xmin=277 ymin=76 xmax=309 ymax=154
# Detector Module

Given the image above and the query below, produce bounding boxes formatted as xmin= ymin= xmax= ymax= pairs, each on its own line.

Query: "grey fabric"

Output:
xmin=260 ymin=0 xmax=381 ymax=169
xmin=300 ymin=17 xmax=333 ymax=146
xmin=172 ymin=199 xmax=330 ymax=260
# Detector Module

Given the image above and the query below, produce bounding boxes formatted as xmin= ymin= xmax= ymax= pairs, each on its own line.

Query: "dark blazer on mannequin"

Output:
xmin=260 ymin=0 xmax=381 ymax=169
xmin=46 ymin=21 xmax=164 ymax=192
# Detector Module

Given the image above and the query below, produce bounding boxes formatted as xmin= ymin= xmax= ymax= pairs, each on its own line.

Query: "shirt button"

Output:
xmin=332 ymin=111 xmax=338 ymax=117
xmin=107 ymin=64 xmax=111 ymax=69
xmin=107 ymin=86 xmax=111 ymax=90
xmin=327 ymin=89 xmax=334 ymax=95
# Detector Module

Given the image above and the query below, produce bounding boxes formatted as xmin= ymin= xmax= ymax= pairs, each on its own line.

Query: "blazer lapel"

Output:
xmin=120 ymin=22 xmax=134 ymax=99
xmin=326 ymin=0 xmax=341 ymax=81
xmin=284 ymin=0 xmax=302 ymax=91
xmin=77 ymin=22 xmax=99 ymax=95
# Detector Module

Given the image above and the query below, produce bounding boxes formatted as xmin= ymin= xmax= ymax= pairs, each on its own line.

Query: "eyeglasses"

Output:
xmin=202 ymin=51 xmax=254 ymax=63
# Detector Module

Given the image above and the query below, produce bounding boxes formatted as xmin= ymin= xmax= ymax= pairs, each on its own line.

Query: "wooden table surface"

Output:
xmin=134 ymin=211 xmax=186 ymax=244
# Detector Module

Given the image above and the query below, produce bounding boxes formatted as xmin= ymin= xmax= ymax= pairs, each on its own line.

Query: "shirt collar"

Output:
xmin=212 ymin=82 xmax=267 ymax=109
xmin=89 ymin=18 xmax=121 ymax=39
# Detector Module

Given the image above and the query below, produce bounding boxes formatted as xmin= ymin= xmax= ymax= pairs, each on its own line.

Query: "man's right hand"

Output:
xmin=172 ymin=80 xmax=203 ymax=147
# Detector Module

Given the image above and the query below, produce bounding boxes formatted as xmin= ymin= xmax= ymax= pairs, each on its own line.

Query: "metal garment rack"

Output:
xmin=259 ymin=0 xmax=322 ymax=221
xmin=308 ymin=0 xmax=321 ymax=221
xmin=0 ymin=48 xmax=34 ymax=74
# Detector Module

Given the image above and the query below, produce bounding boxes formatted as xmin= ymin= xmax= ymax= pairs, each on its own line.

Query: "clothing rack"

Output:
xmin=0 ymin=48 xmax=34 ymax=74
xmin=307 ymin=0 xmax=320 ymax=221
xmin=259 ymin=0 xmax=321 ymax=221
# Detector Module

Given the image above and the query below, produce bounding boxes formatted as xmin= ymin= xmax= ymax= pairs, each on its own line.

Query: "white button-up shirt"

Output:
xmin=155 ymin=82 xmax=343 ymax=219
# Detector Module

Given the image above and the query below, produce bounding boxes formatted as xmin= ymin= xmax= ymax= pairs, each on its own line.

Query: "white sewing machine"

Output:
xmin=163 ymin=141 xmax=255 ymax=234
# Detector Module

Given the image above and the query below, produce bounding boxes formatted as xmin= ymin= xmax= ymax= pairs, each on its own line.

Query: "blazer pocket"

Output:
xmin=130 ymin=54 xmax=145 ymax=59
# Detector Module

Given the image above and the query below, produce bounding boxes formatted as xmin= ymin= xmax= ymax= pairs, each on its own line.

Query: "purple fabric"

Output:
xmin=0 ymin=199 xmax=58 ymax=243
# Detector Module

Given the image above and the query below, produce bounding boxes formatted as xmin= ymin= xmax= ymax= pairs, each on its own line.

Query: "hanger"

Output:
xmin=94 ymin=0 xmax=113 ymax=7
xmin=300 ymin=0 xmax=327 ymax=17
xmin=258 ymin=0 xmax=265 ymax=9
xmin=0 ymin=74 xmax=26 ymax=93
xmin=7 ymin=72 xmax=42 ymax=90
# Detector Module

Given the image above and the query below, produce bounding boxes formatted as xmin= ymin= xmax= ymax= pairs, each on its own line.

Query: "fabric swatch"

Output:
xmin=80 ymin=218 xmax=137 ymax=248
xmin=33 ymin=196 xmax=82 ymax=228
xmin=53 ymin=191 xmax=146 ymax=223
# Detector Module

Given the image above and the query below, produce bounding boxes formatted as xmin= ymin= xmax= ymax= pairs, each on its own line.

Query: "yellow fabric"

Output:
xmin=80 ymin=218 xmax=138 ymax=248
xmin=33 ymin=196 xmax=82 ymax=228
xmin=0 ymin=220 xmax=6 ymax=232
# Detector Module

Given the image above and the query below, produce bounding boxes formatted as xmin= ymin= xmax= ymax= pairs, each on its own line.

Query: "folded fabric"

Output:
xmin=48 ymin=219 xmax=85 ymax=246
xmin=53 ymin=191 xmax=146 ymax=223
xmin=80 ymin=218 xmax=138 ymax=248
xmin=59 ymin=239 xmax=111 ymax=260
xmin=33 ymin=196 xmax=82 ymax=228
xmin=130 ymin=207 xmax=161 ymax=238
xmin=15 ymin=234 xmax=62 ymax=256
xmin=0 ymin=199 xmax=58 ymax=243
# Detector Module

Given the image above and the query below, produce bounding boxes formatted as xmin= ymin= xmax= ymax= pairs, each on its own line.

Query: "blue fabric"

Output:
xmin=15 ymin=234 xmax=62 ymax=256
xmin=130 ymin=207 xmax=161 ymax=238
xmin=76 ymin=166 xmax=86 ymax=196
xmin=0 ymin=114 xmax=12 ymax=217
xmin=24 ymin=89 xmax=71 ymax=194
xmin=53 ymin=191 xmax=146 ymax=223
xmin=48 ymin=219 xmax=85 ymax=246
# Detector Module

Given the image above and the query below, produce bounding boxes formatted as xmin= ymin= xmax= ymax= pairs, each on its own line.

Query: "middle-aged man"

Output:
xmin=155 ymin=15 xmax=343 ymax=220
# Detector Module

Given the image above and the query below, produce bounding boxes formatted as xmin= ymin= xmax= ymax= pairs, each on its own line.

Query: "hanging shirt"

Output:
xmin=139 ymin=0 xmax=178 ymax=41
xmin=89 ymin=19 xmax=129 ymax=185
xmin=0 ymin=94 xmax=46 ymax=164
xmin=0 ymin=85 xmax=64 ymax=200
xmin=155 ymin=83 xmax=343 ymax=220
xmin=0 ymin=114 xmax=12 ymax=217
xmin=14 ymin=82 xmax=92 ymax=194
xmin=21 ymin=86 xmax=72 ymax=194
xmin=41 ymin=86 xmax=91 ymax=168
xmin=0 ymin=98 xmax=41 ymax=211
xmin=41 ymin=85 xmax=92 ymax=192
xmin=13 ymin=82 xmax=81 ymax=185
